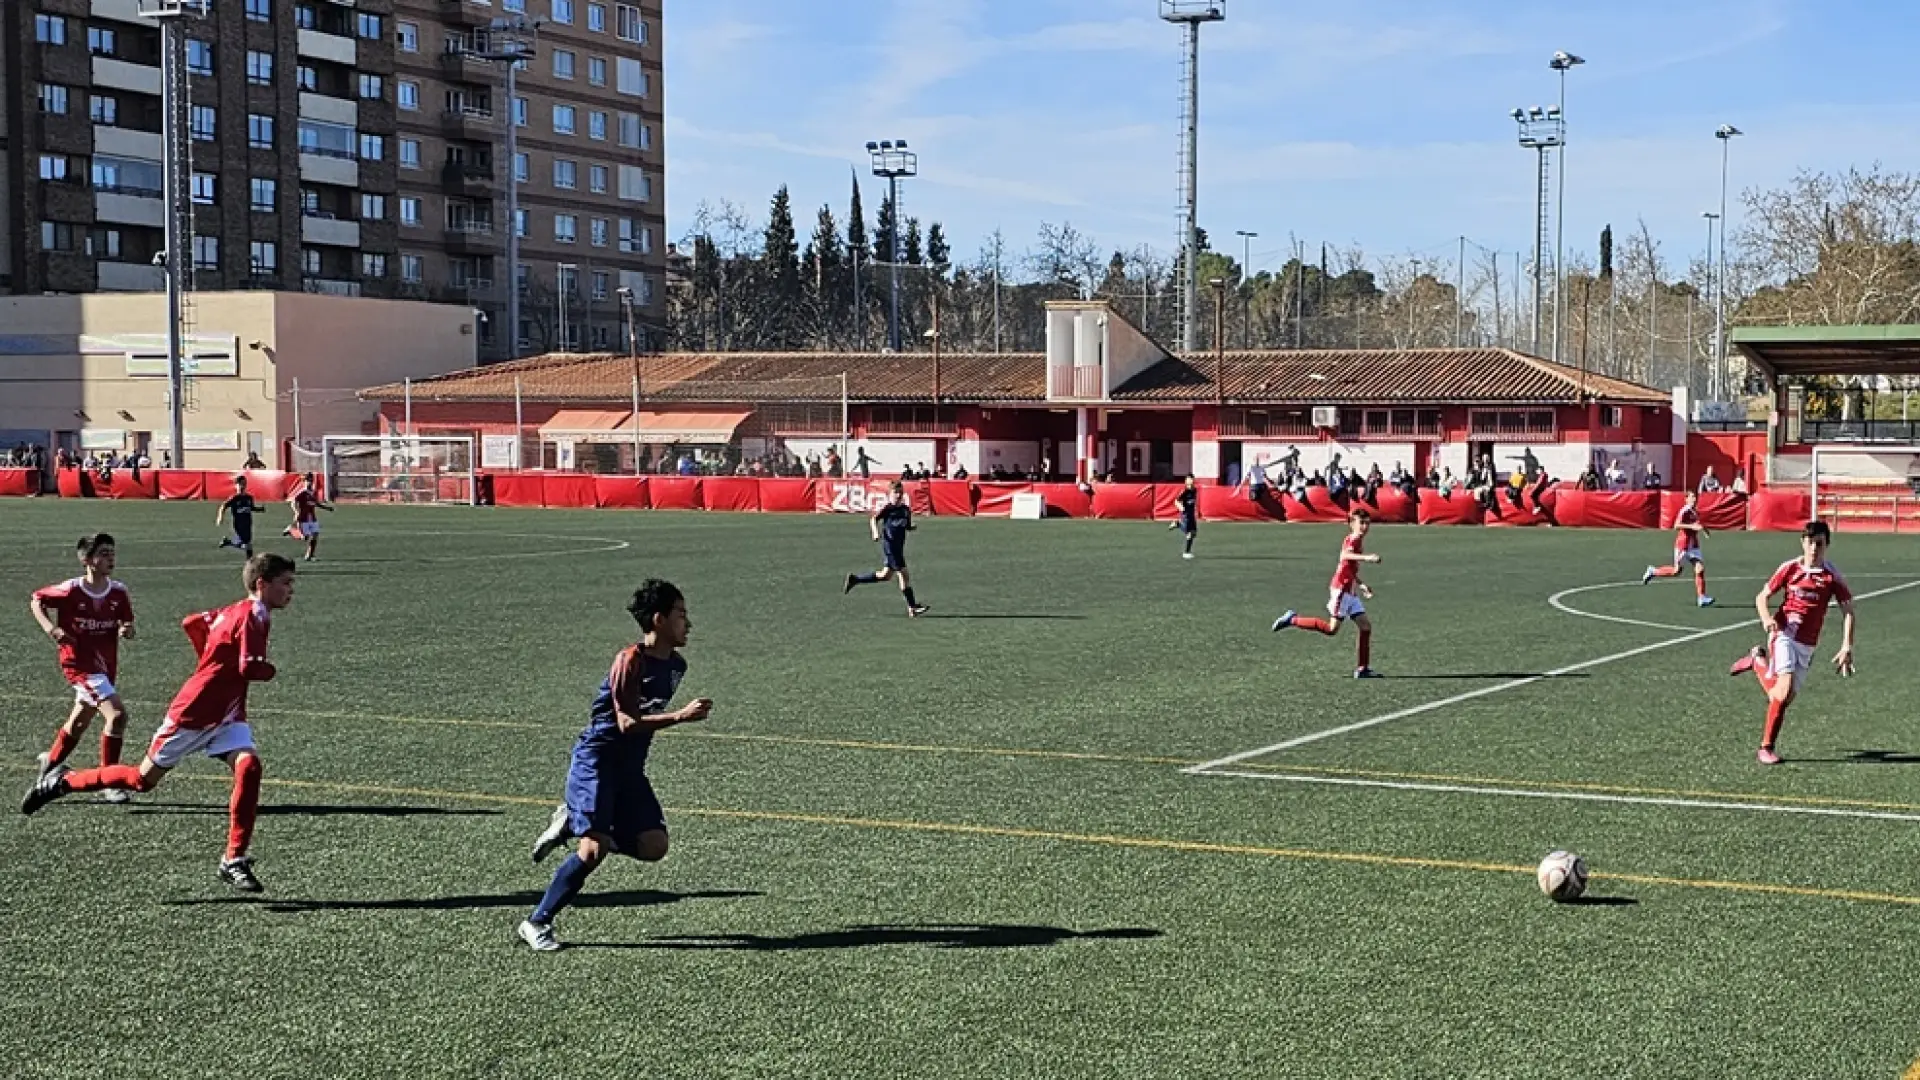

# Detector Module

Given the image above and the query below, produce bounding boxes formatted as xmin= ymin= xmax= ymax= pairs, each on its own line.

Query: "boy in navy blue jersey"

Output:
xmin=843 ymin=481 xmax=930 ymax=616
xmin=215 ymin=476 xmax=257 ymax=557
xmin=1167 ymin=475 xmax=1199 ymax=558
xmin=519 ymin=579 xmax=712 ymax=951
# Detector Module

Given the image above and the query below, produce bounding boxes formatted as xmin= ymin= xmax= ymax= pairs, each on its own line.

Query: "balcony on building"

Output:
xmin=302 ymin=216 xmax=363 ymax=248
xmin=97 ymin=260 xmax=166 ymax=291
xmin=440 ymin=157 xmax=498 ymax=195
xmin=439 ymin=38 xmax=500 ymax=83
xmin=296 ymin=6 xmax=358 ymax=66
xmin=92 ymin=56 xmax=163 ymax=96
xmin=297 ymin=90 xmax=358 ymax=127
xmin=94 ymin=124 xmax=164 ymax=161
xmin=436 ymin=0 xmax=492 ymax=26
xmin=89 ymin=0 xmax=149 ymax=26
xmin=443 ymin=221 xmax=501 ymax=255
xmin=305 ymin=278 xmax=363 ymax=298
xmin=440 ymin=104 xmax=498 ymax=141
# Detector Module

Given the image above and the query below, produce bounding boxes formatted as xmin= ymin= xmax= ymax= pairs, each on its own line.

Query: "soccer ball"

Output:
xmin=1536 ymin=850 xmax=1588 ymax=903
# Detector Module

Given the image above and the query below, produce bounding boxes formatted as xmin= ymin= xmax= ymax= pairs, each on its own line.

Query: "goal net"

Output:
xmin=1802 ymin=447 xmax=1920 ymax=532
xmin=306 ymin=436 xmax=476 ymax=505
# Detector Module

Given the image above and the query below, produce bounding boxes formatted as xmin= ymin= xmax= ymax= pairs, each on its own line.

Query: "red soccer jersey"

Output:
xmin=292 ymin=490 xmax=319 ymax=524
xmin=32 ymin=577 xmax=133 ymax=682
xmin=1766 ymin=558 xmax=1852 ymax=646
xmin=1330 ymin=533 xmax=1364 ymax=593
xmin=1674 ymin=506 xmax=1701 ymax=549
xmin=167 ymin=598 xmax=276 ymax=729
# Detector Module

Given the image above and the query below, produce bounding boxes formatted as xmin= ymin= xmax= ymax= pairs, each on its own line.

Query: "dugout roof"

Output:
xmin=1732 ymin=325 xmax=1920 ymax=380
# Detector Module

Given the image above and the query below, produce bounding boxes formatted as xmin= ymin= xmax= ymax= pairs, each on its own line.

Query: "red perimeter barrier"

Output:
xmin=1373 ymin=488 xmax=1418 ymax=524
xmin=0 ymin=469 xmax=33 ymax=497
xmin=109 ymin=470 xmax=158 ymax=499
xmin=650 ymin=476 xmax=703 ymax=510
xmin=1200 ymin=485 xmax=1284 ymax=522
xmin=1416 ymin=490 xmax=1484 ymax=525
xmin=814 ymin=479 xmax=941 ymax=515
xmin=1278 ymin=489 xmax=1348 ymax=524
xmin=758 ymin=478 xmax=816 ymax=513
xmin=1092 ymin=483 xmax=1156 ymax=520
xmin=1032 ymin=483 xmax=1093 ymax=518
xmin=203 ymin=472 xmax=238 ymax=502
xmin=1659 ymin=491 xmax=1748 ymax=532
xmin=974 ymin=482 xmax=1034 ymax=518
xmin=702 ymin=477 xmax=760 ymax=513
xmin=593 ymin=476 xmax=650 ymax=510
xmin=156 ymin=470 xmax=205 ymax=500
xmin=1555 ymin=490 xmax=1661 ymax=529
xmin=492 ymin=473 xmax=545 ymax=507
xmin=1149 ymin=484 xmax=1186 ymax=521
xmin=542 ymin=473 xmax=597 ymax=509
xmin=1485 ymin=489 xmax=1549 ymax=526
xmin=1748 ymin=490 xmax=1812 ymax=531
xmin=56 ymin=468 xmax=91 ymax=498
xmin=922 ymin=480 xmax=969 ymax=516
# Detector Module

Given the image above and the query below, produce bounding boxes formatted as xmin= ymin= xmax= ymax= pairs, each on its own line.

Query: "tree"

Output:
xmin=874 ymin=190 xmax=899 ymax=266
xmin=927 ymin=223 xmax=951 ymax=275
xmin=804 ymin=203 xmax=843 ymax=347
xmin=903 ymin=218 xmax=923 ymax=266
xmin=1027 ymin=221 xmax=1102 ymax=299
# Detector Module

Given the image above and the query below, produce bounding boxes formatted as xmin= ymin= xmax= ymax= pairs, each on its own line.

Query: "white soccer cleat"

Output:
xmin=1641 ymin=566 xmax=1656 ymax=585
xmin=518 ymin=919 xmax=562 ymax=952
xmin=34 ymin=752 xmax=50 ymax=777
xmin=101 ymin=788 xmax=132 ymax=804
xmin=532 ymin=803 xmax=572 ymax=864
xmin=1181 ymin=552 xmax=1194 ymax=560
xmin=1697 ymin=596 xmax=1715 ymax=608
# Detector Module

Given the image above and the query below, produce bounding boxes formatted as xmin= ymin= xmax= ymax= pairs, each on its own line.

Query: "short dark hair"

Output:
xmin=243 ymin=552 xmax=298 ymax=592
xmin=1350 ymin=508 xmax=1372 ymax=524
xmin=1802 ymin=520 xmax=1832 ymax=542
xmin=76 ymin=533 xmax=115 ymax=557
xmin=626 ymin=579 xmax=684 ymax=632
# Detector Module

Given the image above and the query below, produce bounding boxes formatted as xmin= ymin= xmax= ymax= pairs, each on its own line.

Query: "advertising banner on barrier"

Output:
xmin=815 ymin=479 xmax=939 ymax=515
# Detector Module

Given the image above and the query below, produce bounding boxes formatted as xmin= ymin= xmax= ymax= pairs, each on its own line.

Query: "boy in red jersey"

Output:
xmin=1271 ymin=508 xmax=1382 ymax=678
xmin=1641 ymin=488 xmax=1714 ymax=607
xmin=1728 ymin=521 xmax=1856 ymax=765
xmin=283 ymin=474 xmax=332 ymax=561
xmin=26 ymin=534 xmax=136 ymax=804
xmin=22 ymin=553 xmax=298 ymax=892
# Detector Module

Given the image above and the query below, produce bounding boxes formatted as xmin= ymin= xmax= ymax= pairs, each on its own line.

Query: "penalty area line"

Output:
xmin=1187 ymin=578 xmax=1920 ymax=774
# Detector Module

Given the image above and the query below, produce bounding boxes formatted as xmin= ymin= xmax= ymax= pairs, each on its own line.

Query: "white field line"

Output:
xmin=1548 ymin=581 xmax=1702 ymax=632
xmin=1201 ymin=769 xmax=1920 ymax=824
xmin=1185 ymin=578 xmax=1920 ymax=775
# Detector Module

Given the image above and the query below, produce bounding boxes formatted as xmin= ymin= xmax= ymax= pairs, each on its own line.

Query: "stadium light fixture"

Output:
xmin=867 ymin=137 xmax=921 ymax=353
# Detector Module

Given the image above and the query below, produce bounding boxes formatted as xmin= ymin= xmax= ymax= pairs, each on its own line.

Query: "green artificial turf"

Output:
xmin=1 ymin=500 xmax=1917 ymax=1079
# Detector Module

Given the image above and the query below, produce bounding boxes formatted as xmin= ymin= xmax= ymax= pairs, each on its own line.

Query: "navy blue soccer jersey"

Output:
xmin=875 ymin=501 xmax=913 ymax=545
xmin=570 ymin=646 xmax=687 ymax=776
xmin=1176 ymin=488 xmax=1197 ymax=519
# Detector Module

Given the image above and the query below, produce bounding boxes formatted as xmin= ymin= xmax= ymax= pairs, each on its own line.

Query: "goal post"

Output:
xmin=1806 ymin=446 xmax=1920 ymax=532
xmin=309 ymin=436 xmax=477 ymax=505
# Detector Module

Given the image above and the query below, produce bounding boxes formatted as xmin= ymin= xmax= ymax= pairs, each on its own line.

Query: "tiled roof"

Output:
xmin=363 ymin=351 xmax=1047 ymax=404
xmin=1111 ymin=349 xmax=1671 ymax=405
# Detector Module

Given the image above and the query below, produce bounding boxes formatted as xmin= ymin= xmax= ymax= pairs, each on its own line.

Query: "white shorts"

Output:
xmin=298 ymin=521 xmax=320 ymax=539
xmin=1674 ymin=546 xmax=1703 ymax=567
xmin=1327 ymin=588 xmax=1366 ymax=620
xmin=147 ymin=720 xmax=256 ymax=769
xmin=70 ymin=673 xmax=117 ymax=708
xmin=1768 ymin=632 xmax=1815 ymax=693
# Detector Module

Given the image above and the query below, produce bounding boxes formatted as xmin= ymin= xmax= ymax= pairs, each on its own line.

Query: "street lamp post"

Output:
xmin=474 ymin=18 xmax=541 ymax=360
xmin=1235 ymin=229 xmax=1258 ymax=347
xmin=1511 ymin=105 xmax=1564 ymax=358
xmin=1714 ymin=124 xmax=1743 ymax=401
xmin=1548 ymin=50 xmax=1584 ymax=364
xmin=1209 ymin=277 xmax=1227 ymax=405
xmin=1702 ymin=211 xmax=1719 ymax=398
xmin=865 ymin=139 xmax=918 ymax=353
xmin=616 ymin=285 xmax=641 ymax=471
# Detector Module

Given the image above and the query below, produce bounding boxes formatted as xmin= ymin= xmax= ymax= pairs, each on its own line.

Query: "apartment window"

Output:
xmin=361 ymin=193 xmax=386 ymax=221
xmin=398 ymin=81 xmax=420 ymax=111
xmin=553 ymin=159 xmax=578 ymax=189
xmin=36 ymin=15 xmax=67 ymax=46
xmin=514 ymin=208 xmax=529 ymax=238
xmin=250 ymin=241 xmax=278 ymax=273
xmin=400 ymin=255 xmax=424 ymax=283
xmin=90 ymin=95 xmax=118 ymax=125
xmin=617 ymin=165 xmax=648 ymax=201
xmin=504 ymin=0 xmax=527 ymax=11
xmin=192 ymin=236 xmax=219 ymax=271
xmin=86 ymin=26 xmax=114 ymax=55
xmin=400 ymin=197 xmax=422 ymax=227
xmin=245 ymin=0 xmax=272 ymax=22
xmin=617 ymin=112 xmax=641 ymax=147
xmin=553 ymin=105 xmax=576 ymax=134
xmin=359 ymin=74 xmax=384 ymax=101
xmin=552 ymin=0 xmax=575 ymax=24
xmin=396 ymin=21 xmax=419 ymax=52
xmin=400 ymin=139 xmax=421 ymax=169
xmin=616 ymin=58 xmax=648 ymax=97
xmin=92 ymin=157 xmax=160 ymax=195
xmin=37 ymin=85 xmax=70 ymax=115
xmin=639 ymin=122 xmax=652 ymax=151
xmin=514 ymin=153 xmax=530 ymax=182
xmin=247 ymin=51 xmax=273 ymax=85
xmin=250 ymin=178 xmax=277 ymax=213
xmin=619 ymin=218 xmax=650 ymax=254
xmin=300 ymin=187 xmax=321 ymax=215
xmin=516 ymin=263 xmax=530 ymax=295
xmin=191 ymin=173 xmax=216 ymax=205
xmin=359 ymin=134 xmax=385 ymax=161
xmin=190 ymin=106 xmax=216 ymax=142
xmin=587 ymin=3 xmax=606 ymax=32
xmin=588 ymin=57 xmax=607 ymax=86
xmin=592 ymin=271 xmax=610 ymax=301
xmin=89 ymin=228 xmax=123 ymax=259
xmin=513 ymin=97 xmax=528 ymax=127
xmin=588 ymin=165 xmax=608 ymax=194
xmin=553 ymin=49 xmax=575 ymax=79
xmin=297 ymin=65 xmax=317 ymax=92
xmin=39 ymin=155 xmax=70 ymax=182
xmin=249 ymin=114 xmax=275 ymax=149
xmin=187 ymin=40 xmax=214 ymax=77
xmin=590 ymin=218 xmax=608 ymax=247
xmin=588 ymin=111 xmax=607 ymax=141
xmin=362 ymin=253 xmax=388 ymax=279
xmin=41 ymin=223 xmax=78 ymax=253
xmin=358 ymin=13 xmax=384 ymax=39
xmin=616 ymin=4 xmax=646 ymax=42
xmin=302 ymin=248 xmax=322 ymax=275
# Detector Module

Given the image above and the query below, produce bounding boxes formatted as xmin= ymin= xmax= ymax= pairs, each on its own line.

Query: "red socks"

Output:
xmin=1695 ymin=573 xmax=1708 ymax=599
xmin=226 ymin=753 xmax=263 ymax=861
xmin=100 ymin=733 xmax=123 ymax=768
xmin=1651 ymin=566 xmax=1679 ymax=578
xmin=46 ymin=726 xmax=80 ymax=767
xmin=1761 ymin=699 xmax=1788 ymax=750
xmin=64 ymin=764 xmax=146 ymax=793
xmin=1357 ymin=630 xmax=1372 ymax=670
xmin=1293 ymin=617 xmax=1338 ymax=636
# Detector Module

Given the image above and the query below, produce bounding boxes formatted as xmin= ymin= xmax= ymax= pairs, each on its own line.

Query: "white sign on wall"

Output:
xmin=482 ymin=435 xmax=520 ymax=468
xmin=152 ymin=430 xmax=241 ymax=451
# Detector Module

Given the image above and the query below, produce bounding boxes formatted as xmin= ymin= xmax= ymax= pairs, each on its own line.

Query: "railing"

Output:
xmin=1218 ymin=410 xmax=1317 ymax=439
xmin=95 ymin=183 xmax=163 ymax=198
xmin=447 ymin=222 xmax=495 ymax=235
xmin=305 ymin=278 xmax=362 ymax=297
xmin=1803 ymin=419 xmax=1920 ymax=444
xmin=1691 ymin=420 xmax=1767 ymax=432
xmin=298 ymin=144 xmax=357 ymax=160
xmin=1048 ymin=364 xmax=1103 ymax=400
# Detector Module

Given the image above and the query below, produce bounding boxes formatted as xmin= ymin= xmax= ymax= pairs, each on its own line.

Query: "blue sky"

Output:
xmin=665 ymin=0 xmax=1920 ymax=277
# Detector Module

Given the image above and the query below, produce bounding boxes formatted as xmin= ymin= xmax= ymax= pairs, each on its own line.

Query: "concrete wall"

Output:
xmin=272 ymin=293 xmax=478 ymax=445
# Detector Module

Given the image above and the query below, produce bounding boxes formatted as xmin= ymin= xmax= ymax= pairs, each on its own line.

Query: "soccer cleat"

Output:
xmin=1757 ymin=747 xmax=1782 ymax=766
xmin=101 ymin=787 xmax=132 ymax=805
xmin=1182 ymin=552 xmax=1194 ymax=560
xmin=907 ymin=604 xmax=931 ymax=618
xmin=1729 ymin=647 xmax=1761 ymax=677
xmin=20 ymin=765 xmax=69 ymax=816
xmin=518 ymin=919 xmax=563 ymax=952
xmin=218 ymin=857 xmax=264 ymax=893
xmin=34 ymin=752 xmax=50 ymax=777
xmin=532 ymin=803 xmax=572 ymax=864
xmin=1697 ymin=595 xmax=1715 ymax=608
xmin=1271 ymin=610 xmax=1297 ymax=632
xmin=843 ymin=573 xmax=858 ymax=595
xmin=1641 ymin=566 xmax=1656 ymax=585
xmin=1354 ymin=668 xmax=1382 ymax=679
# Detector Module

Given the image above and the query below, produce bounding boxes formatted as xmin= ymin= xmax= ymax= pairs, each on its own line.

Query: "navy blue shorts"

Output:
xmin=233 ymin=519 xmax=253 ymax=543
xmin=1179 ymin=513 xmax=1197 ymax=535
xmin=563 ymin=765 xmax=666 ymax=857
xmin=882 ymin=543 xmax=907 ymax=571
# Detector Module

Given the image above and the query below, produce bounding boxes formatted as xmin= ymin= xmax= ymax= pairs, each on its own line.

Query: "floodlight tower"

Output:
xmin=473 ymin=17 xmax=542 ymax=359
xmin=1548 ymin=50 xmax=1584 ymax=363
xmin=867 ymin=139 xmax=918 ymax=352
xmin=1162 ymin=0 xmax=1225 ymax=353
xmin=1511 ymin=105 xmax=1564 ymax=358
xmin=139 ymin=0 xmax=208 ymax=466
xmin=1713 ymin=124 xmax=1743 ymax=400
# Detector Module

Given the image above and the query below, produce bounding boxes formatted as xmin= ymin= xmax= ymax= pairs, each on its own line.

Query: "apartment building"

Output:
xmin=1 ymin=0 xmax=665 ymax=363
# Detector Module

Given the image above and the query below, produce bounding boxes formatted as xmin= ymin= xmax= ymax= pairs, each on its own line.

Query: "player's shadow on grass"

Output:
xmin=165 ymin=888 xmax=761 ymax=914
xmin=584 ymin=923 xmax=1163 ymax=951
xmin=918 ymin=614 xmax=1087 ymax=620
xmin=1564 ymin=896 xmax=1638 ymax=907
xmin=128 ymin=802 xmax=501 ymax=818
xmin=1795 ymin=749 xmax=1920 ymax=765
xmin=1383 ymin=673 xmax=1592 ymax=681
